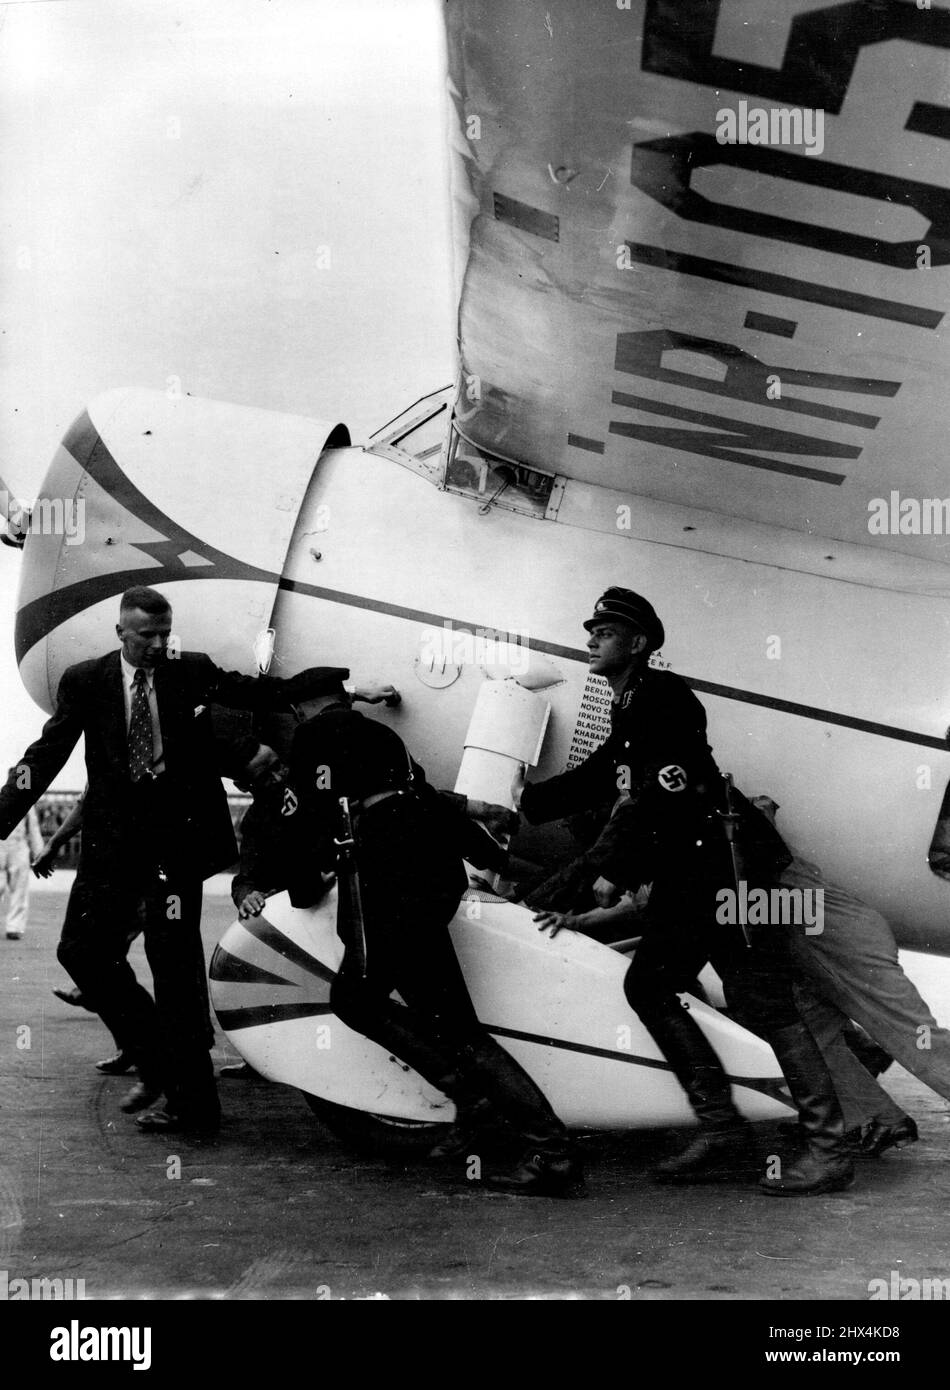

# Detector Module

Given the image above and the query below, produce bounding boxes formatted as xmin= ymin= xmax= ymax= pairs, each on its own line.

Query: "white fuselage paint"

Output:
xmin=270 ymin=447 xmax=950 ymax=956
xmin=15 ymin=424 xmax=950 ymax=959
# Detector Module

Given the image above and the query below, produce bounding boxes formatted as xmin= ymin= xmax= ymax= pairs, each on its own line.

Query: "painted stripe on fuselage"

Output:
xmin=215 ymin=1002 xmax=334 ymax=1031
xmin=15 ymin=410 xmax=276 ymax=663
xmin=212 ymin=918 xmax=790 ymax=1101
xmin=228 ymin=916 xmax=337 ymax=983
xmin=209 ymin=948 xmax=299 ymax=988
xmin=277 ymin=578 xmax=949 ymax=752
xmin=20 ymin=414 xmax=946 ymax=751
xmin=484 ymin=1022 xmax=793 ymax=1108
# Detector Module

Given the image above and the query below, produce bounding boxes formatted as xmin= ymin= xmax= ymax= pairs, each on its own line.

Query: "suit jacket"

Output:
xmin=0 ymin=650 xmax=297 ymax=883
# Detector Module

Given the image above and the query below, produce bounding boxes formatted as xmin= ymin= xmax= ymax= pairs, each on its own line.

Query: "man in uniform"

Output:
xmin=522 ymin=587 xmax=854 ymax=1196
xmin=282 ymin=668 xmax=583 ymax=1197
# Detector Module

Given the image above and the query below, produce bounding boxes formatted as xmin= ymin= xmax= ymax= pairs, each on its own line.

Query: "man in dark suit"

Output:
xmin=0 ymin=585 xmax=349 ymax=1139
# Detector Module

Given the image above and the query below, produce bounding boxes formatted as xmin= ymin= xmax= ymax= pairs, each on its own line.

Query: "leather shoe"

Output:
xmin=653 ymin=1126 xmax=758 ymax=1184
xmin=135 ymin=1110 xmax=219 ymax=1142
xmin=53 ymin=986 xmax=89 ymax=1009
xmin=860 ymin=1116 xmax=918 ymax=1158
xmin=218 ymin=1062 xmax=260 ymax=1080
xmin=482 ymin=1150 xmax=585 ymax=1198
xmin=96 ymin=1052 xmax=137 ymax=1075
xmin=119 ymin=1080 xmax=164 ymax=1113
xmin=759 ymin=1149 xmax=855 ymax=1196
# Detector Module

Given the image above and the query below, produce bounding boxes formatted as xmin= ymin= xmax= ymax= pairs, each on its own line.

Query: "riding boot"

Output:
xmin=427 ymin=1096 xmax=504 ymax=1160
xmin=336 ymin=996 xmax=463 ymax=1095
xmin=459 ymin=1041 xmax=584 ymax=1196
xmin=644 ymin=1004 xmax=757 ymax=1183
xmin=759 ymin=1024 xmax=855 ymax=1196
xmin=423 ymin=1054 xmax=513 ymax=1159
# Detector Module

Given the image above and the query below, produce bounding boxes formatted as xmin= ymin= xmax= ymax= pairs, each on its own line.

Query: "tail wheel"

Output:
xmin=301 ymin=1093 xmax=451 ymax=1155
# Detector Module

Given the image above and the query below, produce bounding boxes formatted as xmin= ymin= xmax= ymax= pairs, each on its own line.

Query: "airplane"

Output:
xmin=3 ymin=0 xmax=950 ymax=1149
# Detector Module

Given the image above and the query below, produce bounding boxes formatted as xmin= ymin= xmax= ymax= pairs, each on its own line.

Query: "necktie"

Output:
xmin=128 ymin=669 xmax=154 ymax=782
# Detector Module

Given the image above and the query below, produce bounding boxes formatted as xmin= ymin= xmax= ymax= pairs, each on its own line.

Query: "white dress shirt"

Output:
xmin=120 ymin=653 xmax=165 ymax=775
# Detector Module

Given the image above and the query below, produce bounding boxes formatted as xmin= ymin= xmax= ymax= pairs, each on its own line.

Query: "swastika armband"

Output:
xmin=657 ymin=764 xmax=687 ymax=792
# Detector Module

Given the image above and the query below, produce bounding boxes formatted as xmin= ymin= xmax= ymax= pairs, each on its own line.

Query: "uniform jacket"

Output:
xmin=285 ymin=704 xmax=507 ymax=908
xmin=0 ymin=650 xmax=297 ymax=883
xmin=231 ymin=778 xmax=298 ymax=908
xmin=521 ymin=667 xmax=787 ymax=892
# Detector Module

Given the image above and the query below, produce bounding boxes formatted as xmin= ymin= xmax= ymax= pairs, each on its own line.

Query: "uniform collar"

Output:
xmin=611 ymin=667 xmax=647 ymax=711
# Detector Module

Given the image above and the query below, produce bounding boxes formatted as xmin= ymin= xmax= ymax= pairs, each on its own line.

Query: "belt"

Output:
xmin=353 ymin=789 xmax=407 ymax=813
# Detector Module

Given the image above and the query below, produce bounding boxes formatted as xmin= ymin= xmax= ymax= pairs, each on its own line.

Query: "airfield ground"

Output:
xmin=2 ymin=883 xmax=949 ymax=1303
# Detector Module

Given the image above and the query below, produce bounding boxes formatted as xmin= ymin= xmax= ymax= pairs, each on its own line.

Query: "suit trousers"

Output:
xmin=59 ymin=871 xmax=217 ymax=1125
xmin=57 ymin=778 xmax=219 ymax=1127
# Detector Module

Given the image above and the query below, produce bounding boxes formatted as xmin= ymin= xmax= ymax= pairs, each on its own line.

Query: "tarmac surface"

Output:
xmin=3 ymin=882 xmax=950 ymax=1302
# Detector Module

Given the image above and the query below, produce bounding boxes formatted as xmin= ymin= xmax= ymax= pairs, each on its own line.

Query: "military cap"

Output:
xmin=281 ymin=666 xmax=350 ymax=704
xmin=582 ymin=588 xmax=665 ymax=651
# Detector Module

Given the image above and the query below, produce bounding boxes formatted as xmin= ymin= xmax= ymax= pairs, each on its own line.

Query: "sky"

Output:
xmin=0 ymin=0 xmax=456 ymax=785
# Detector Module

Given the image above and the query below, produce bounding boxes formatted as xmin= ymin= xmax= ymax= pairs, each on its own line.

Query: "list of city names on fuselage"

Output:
xmin=567 ymin=675 xmax=613 ymax=769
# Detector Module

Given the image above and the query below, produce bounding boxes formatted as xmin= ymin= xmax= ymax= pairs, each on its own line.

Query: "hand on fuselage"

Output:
xmin=467 ymin=799 xmax=519 ymax=839
xmin=533 ymin=910 xmax=580 ymax=938
xmin=353 ymin=684 xmax=400 ymax=706
xmin=237 ymin=889 xmax=267 ymax=919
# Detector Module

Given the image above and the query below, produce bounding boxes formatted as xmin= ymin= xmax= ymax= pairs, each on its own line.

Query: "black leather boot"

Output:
xmin=428 ymin=1096 xmax=504 ymax=1160
xmin=458 ymin=1041 xmax=583 ymax=1196
xmin=777 ymin=1119 xmax=862 ymax=1154
xmin=759 ymin=1024 xmax=855 ymax=1196
xmin=642 ymin=1006 xmax=757 ymax=1183
xmin=483 ymin=1147 xmax=585 ymax=1198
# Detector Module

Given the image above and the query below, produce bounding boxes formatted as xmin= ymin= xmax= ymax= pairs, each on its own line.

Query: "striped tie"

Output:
xmin=128 ymin=669 xmax=153 ymax=782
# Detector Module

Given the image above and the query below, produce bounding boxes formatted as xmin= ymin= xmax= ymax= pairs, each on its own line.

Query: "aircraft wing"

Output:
xmin=444 ymin=0 xmax=950 ymax=565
